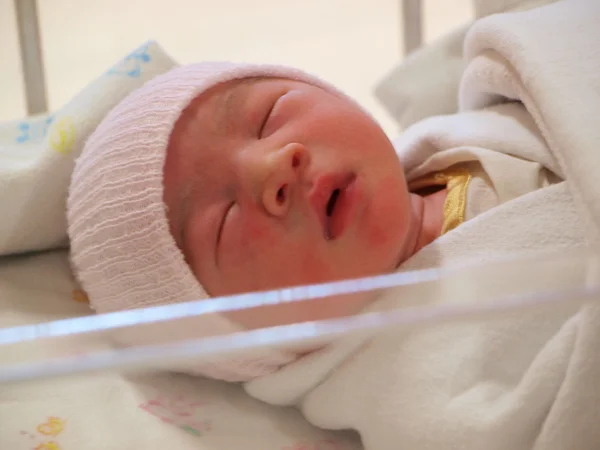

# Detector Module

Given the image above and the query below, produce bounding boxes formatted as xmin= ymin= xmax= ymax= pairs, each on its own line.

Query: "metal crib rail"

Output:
xmin=0 ymin=250 xmax=598 ymax=384
xmin=12 ymin=0 xmax=424 ymax=117
xmin=402 ymin=0 xmax=423 ymax=55
xmin=14 ymin=0 xmax=48 ymax=116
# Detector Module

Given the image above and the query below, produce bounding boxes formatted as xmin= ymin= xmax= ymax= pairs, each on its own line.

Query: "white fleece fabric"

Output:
xmin=246 ymin=1 xmax=600 ymax=449
xmin=375 ymin=0 xmax=559 ymax=130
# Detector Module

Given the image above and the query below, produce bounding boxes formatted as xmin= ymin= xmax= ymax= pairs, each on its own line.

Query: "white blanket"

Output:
xmin=375 ymin=0 xmax=559 ymax=130
xmin=246 ymin=1 xmax=600 ymax=449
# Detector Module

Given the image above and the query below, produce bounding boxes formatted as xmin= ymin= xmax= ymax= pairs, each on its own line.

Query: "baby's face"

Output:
xmin=164 ymin=78 xmax=415 ymax=302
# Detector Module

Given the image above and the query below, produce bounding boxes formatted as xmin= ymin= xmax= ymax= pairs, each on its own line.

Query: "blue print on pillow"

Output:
xmin=15 ymin=116 xmax=54 ymax=144
xmin=107 ymin=42 xmax=153 ymax=78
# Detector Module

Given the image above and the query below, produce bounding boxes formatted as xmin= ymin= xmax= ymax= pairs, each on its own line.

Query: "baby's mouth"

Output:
xmin=309 ymin=174 xmax=357 ymax=241
xmin=326 ymin=189 xmax=341 ymax=217
xmin=324 ymin=188 xmax=341 ymax=240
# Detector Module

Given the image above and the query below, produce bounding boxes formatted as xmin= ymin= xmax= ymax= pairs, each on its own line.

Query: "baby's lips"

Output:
xmin=327 ymin=175 xmax=358 ymax=240
xmin=308 ymin=173 xmax=343 ymax=239
xmin=308 ymin=172 xmax=355 ymax=240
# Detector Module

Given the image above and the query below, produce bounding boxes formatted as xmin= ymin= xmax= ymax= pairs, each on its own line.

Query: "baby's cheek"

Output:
xmin=248 ymin=231 xmax=332 ymax=287
xmin=232 ymin=201 xmax=275 ymax=245
xmin=231 ymin=218 xmax=274 ymax=267
xmin=366 ymin=219 xmax=389 ymax=248
xmin=244 ymin=217 xmax=271 ymax=242
xmin=256 ymin=236 xmax=332 ymax=286
xmin=293 ymin=241 xmax=332 ymax=283
xmin=366 ymin=175 xmax=408 ymax=247
xmin=226 ymin=206 xmax=334 ymax=289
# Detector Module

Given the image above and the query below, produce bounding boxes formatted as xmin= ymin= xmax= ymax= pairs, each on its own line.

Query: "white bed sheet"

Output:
xmin=0 ymin=250 xmax=364 ymax=450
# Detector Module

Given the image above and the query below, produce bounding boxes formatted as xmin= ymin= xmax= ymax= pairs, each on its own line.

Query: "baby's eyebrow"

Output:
xmin=216 ymin=82 xmax=247 ymax=134
xmin=215 ymin=79 xmax=259 ymax=135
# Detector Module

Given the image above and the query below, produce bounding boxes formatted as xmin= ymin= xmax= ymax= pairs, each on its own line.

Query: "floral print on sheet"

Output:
xmin=139 ymin=395 xmax=213 ymax=436
xmin=48 ymin=117 xmax=76 ymax=155
xmin=34 ymin=443 xmax=61 ymax=450
xmin=11 ymin=114 xmax=76 ymax=155
xmin=107 ymin=42 xmax=152 ymax=78
xmin=138 ymin=389 xmax=353 ymax=448
xmin=20 ymin=417 xmax=66 ymax=449
xmin=14 ymin=116 xmax=54 ymax=144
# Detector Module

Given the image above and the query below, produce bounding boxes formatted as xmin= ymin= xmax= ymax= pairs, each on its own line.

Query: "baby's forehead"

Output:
xmin=190 ymin=76 xmax=313 ymax=114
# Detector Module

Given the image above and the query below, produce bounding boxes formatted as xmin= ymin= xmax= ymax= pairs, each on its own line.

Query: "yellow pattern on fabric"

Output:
xmin=409 ymin=168 xmax=472 ymax=235
xmin=49 ymin=117 xmax=76 ymax=154
xmin=37 ymin=417 xmax=65 ymax=436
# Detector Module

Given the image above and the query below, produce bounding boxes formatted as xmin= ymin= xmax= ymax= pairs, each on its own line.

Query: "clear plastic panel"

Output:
xmin=0 ymin=249 xmax=599 ymax=385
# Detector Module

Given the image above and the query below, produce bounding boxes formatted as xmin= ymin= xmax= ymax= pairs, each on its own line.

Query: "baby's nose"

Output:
xmin=261 ymin=143 xmax=308 ymax=218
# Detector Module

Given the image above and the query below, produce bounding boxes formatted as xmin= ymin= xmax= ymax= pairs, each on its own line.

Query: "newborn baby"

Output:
xmin=67 ymin=62 xmax=553 ymax=380
xmin=67 ymin=2 xmax=600 ymax=447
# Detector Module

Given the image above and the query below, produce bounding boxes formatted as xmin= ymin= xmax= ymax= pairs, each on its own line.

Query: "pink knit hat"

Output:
xmin=67 ymin=62 xmax=350 ymax=381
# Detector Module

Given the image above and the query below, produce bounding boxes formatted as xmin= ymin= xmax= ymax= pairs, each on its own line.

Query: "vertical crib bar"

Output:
xmin=14 ymin=0 xmax=48 ymax=115
xmin=402 ymin=0 xmax=423 ymax=55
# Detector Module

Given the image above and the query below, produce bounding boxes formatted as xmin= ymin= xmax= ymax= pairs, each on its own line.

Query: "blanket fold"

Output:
xmin=460 ymin=0 xmax=600 ymax=242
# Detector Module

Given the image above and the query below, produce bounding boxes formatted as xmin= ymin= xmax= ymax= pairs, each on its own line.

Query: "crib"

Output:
xmin=2 ymin=1 xmax=592 ymax=449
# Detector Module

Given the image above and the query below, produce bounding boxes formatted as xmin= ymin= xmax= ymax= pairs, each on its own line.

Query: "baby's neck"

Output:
xmin=408 ymin=189 xmax=447 ymax=256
